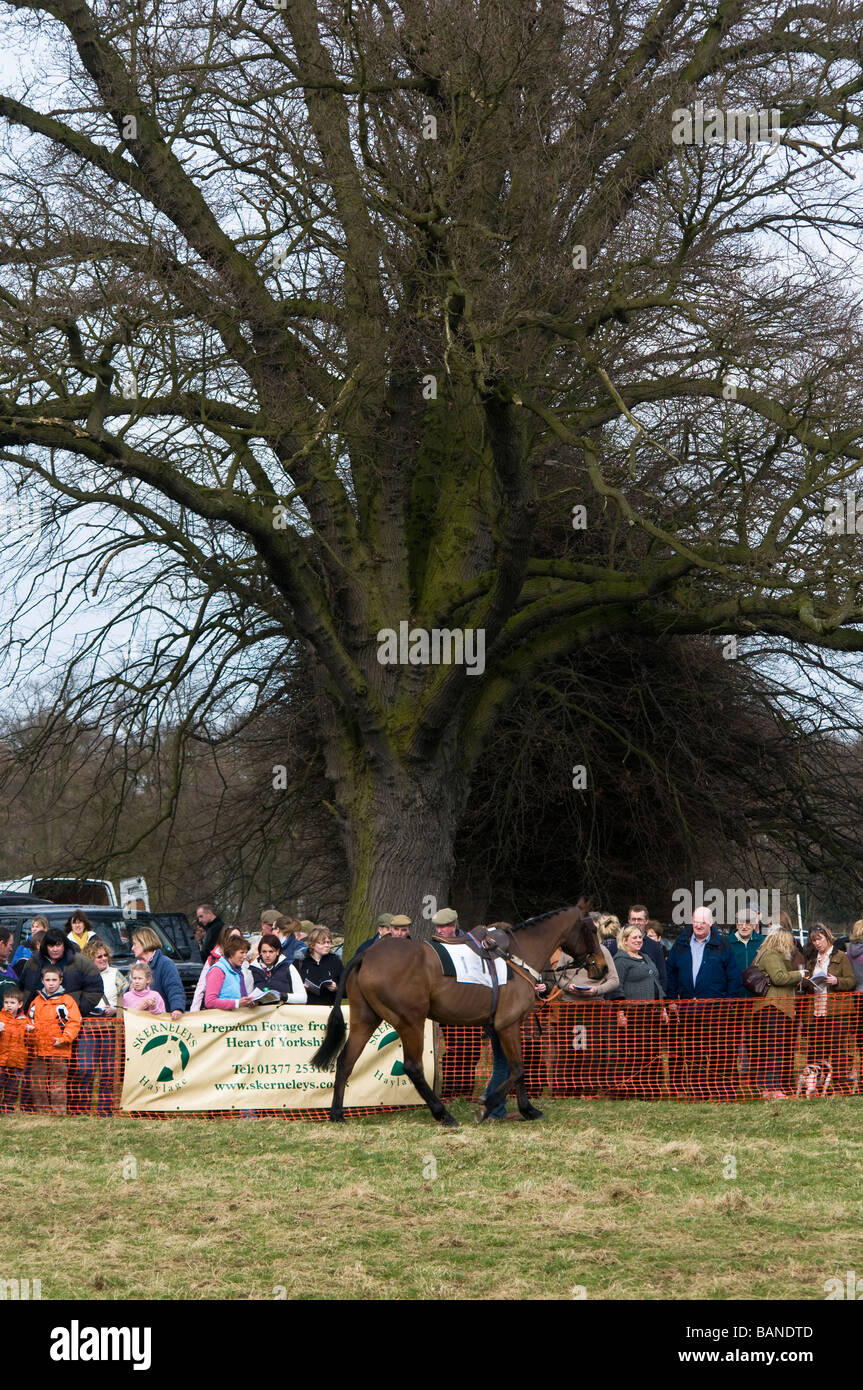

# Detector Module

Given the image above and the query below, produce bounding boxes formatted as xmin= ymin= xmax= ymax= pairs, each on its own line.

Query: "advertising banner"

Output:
xmin=120 ymin=1005 xmax=434 ymax=1111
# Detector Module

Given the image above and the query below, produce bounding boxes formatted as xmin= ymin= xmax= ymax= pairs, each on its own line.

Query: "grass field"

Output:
xmin=4 ymin=1097 xmax=862 ymax=1301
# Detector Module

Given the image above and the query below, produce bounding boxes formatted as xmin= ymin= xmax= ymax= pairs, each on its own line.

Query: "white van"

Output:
xmin=0 ymin=874 xmax=149 ymax=912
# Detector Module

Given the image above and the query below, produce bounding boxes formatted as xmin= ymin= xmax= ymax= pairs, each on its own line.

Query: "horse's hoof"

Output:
xmin=441 ymin=1113 xmax=460 ymax=1128
xmin=521 ymin=1106 xmax=543 ymax=1121
xmin=474 ymin=1104 xmax=489 ymax=1124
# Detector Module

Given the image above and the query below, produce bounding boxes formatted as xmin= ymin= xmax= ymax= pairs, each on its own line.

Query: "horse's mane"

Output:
xmin=512 ymin=905 xmax=584 ymax=933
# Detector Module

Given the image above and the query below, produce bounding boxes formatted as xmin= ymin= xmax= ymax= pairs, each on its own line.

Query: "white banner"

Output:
xmin=120 ymin=1005 xmax=434 ymax=1111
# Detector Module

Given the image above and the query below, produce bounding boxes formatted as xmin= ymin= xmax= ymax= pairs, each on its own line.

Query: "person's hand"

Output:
xmin=26 ymin=1023 xmax=34 ymax=1032
xmin=0 ymin=1020 xmax=5 ymax=1032
xmin=53 ymin=1038 xmax=63 ymax=1047
xmin=170 ymin=1009 xmax=183 ymax=1021
xmin=661 ymin=1008 xmax=669 ymax=1024
xmin=826 ymin=973 xmax=838 ymax=986
xmin=583 ymin=985 xmax=597 ymax=997
xmin=535 ymin=982 xmax=547 ymax=996
xmin=104 ymin=1006 xmax=117 ymax=1017
xmin=143 ymin=997 xmax=156 ymax=1011
xmin=237 ymin=997 xmax=255 ymax=1008
xmin=324 ymin=980 xmax=337 ymax=991
xmin=617 ymin=1011 xmax=627 ymax=1028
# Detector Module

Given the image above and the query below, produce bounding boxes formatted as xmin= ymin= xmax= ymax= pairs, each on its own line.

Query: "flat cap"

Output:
xmin=390 ymin=914 xmax=412 ymax=927
xmin=260 ymin=909 xmax=282 ymax=925
xmin=375 ymin=913 xmax=394 ymax=928
xmin=432 ymin=907 xmax=458 ymax=925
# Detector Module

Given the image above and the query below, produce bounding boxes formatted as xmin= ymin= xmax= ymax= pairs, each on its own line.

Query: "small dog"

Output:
xmin=796 ymin=1061 xmax=832 ymax=1097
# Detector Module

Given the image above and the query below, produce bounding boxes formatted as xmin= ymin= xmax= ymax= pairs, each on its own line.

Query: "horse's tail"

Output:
xmin=310 ymin=953 xmax=362 ymax=1070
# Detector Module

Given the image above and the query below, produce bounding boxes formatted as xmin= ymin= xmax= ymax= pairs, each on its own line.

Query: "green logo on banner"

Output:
xmin=140 ymin=1033 xmax=191 ymax=1084
xmin=131 ymin=1019 xmax=197 ymax=1096
xmin=376 ymin=1029 xmax=405 ymax=1076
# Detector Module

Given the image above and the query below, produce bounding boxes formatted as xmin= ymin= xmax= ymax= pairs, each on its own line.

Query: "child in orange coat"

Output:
xmin=0 ymin=985 xmax=28 ymax=1110
xmin=27 ymin=967 xmax=82 ymax=1115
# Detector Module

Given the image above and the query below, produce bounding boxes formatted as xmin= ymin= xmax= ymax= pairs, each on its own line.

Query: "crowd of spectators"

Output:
xmin=1 ymin=899 xmax=861 ymax=1112
xmin=540 ymin=903 xmax=863 ymax=1101
xmin=0 ymin=903 xmax=353 ymax=1112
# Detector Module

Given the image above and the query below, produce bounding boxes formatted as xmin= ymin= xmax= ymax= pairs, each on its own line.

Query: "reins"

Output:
xmin=479 ymin=928 xmax=544 ymax=985
xmin=478 ymin=919 xmax=603 ymax=998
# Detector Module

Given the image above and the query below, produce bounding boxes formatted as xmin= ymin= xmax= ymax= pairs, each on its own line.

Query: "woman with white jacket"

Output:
xmin=84 ymin=937 xmax=126 ymax=1015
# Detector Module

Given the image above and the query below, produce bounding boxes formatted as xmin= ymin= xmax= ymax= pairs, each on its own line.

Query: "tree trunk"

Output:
xmin=337 ymin=761 xmax=468 ymax=954
xmin=321 ymin=706 xmax=470 ymax=953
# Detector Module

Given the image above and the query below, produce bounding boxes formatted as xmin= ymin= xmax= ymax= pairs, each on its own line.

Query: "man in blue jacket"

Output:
xmin=666 ymin=906 xmax=745 ymax=1100
xmin=355 ymin=914 xmax=394 ymax=956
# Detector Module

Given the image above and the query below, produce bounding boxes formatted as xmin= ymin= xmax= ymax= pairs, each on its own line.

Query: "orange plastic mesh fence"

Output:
xmin=441 ymin=996 xmax=863 ymax=1102
xmin=1 ymin=997 xmax=860 ymax=1117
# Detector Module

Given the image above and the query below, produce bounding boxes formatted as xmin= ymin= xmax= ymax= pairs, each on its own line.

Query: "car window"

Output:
xmin=0 ymin=917 xmax=25 ymax=947
xmin=11 ymin=912 xmax=178 ymax=959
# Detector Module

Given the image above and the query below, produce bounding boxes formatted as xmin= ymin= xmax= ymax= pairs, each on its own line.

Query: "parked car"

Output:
xmin=150 ymin=912 xmax=202 ymax=964
xmin=1 ymin=904 xmax=201 ymax=1005
xmin=0 ymin=892 xmax=56 ymax=908
xmin=0 ymin=874 xmax=150 ymax=912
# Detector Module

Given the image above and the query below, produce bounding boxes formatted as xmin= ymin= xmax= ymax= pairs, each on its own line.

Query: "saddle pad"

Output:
xmin=429 ymin=940 xmax=508 ymax=988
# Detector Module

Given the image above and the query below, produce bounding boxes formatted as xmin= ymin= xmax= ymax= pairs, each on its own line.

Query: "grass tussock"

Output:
xmin=1 ymin=1097 xmax=861 ymax=1300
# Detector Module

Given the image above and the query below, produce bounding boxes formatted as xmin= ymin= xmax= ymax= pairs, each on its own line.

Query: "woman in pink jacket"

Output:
xmin=204 ymin=939 xmax=257 ymax=1011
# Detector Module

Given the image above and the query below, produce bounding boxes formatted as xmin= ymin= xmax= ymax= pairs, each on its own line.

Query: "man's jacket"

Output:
xmin=666 ymin=926 xmax=746 ymax=999
xmin=728 ymin=930 xmax=765 ymax=973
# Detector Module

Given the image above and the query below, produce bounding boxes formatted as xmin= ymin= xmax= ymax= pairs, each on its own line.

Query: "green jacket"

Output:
xmin=755 ymin=948 xmax=805 ymax=1020
xmin=612 ymin=951 xmax=665 ymax=1001
xmin=729 ymin=931 xmax=764 ymax=972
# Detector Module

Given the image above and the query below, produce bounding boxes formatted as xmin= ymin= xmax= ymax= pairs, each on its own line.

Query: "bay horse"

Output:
xmin=311 ymin=901 xmax=598 ymax=1127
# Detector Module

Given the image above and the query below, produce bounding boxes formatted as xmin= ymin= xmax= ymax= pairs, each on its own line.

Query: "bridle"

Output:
xmin=477 ymin=919 xmax=602 ymax=989
xmin=475 ymin=927 xmax=546 ymax=986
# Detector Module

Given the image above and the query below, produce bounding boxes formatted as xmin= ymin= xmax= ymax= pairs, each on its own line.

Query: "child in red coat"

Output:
xmin=27 ymin=967 xmax=82 ymax=1115
xmin=0 ymin=985 xmax=28 ymax=1110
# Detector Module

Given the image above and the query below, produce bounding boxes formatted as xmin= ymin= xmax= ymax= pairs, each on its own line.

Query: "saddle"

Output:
xmin=429 ymin=930 xmax=509 ymax=1027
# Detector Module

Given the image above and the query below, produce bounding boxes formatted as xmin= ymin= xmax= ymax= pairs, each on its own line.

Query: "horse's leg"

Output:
xmin=481 ymin=1020 xmax=543 ymax=1121
xmin=397 ymin=1018 xmax=459 ymax=1127
xmin=329 ymin=994 xmax=381 ymax=1123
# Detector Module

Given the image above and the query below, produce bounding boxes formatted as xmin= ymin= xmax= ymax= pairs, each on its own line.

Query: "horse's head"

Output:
xmin=561 ymin=907 xmax=599 ymax=963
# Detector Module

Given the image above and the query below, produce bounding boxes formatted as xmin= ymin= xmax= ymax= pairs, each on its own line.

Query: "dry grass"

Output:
xmin=2 ymin=1097 xmax=862 ymax=1300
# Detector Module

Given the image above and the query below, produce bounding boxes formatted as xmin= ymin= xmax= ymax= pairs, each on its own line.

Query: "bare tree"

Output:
xmin=3 ymin=0 xmax=863 ymax=947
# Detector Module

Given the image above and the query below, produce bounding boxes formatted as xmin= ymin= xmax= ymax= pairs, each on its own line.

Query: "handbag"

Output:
xmin=742 ymin=964 xmax=770 ymax=997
